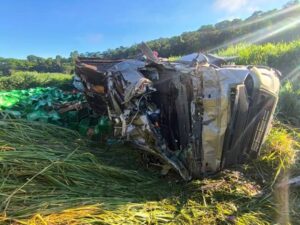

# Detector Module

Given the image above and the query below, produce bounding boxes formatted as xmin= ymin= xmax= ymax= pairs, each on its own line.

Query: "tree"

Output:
xmin=283 ymin=0 xmax=300 ymax=8
xmin=70 ymin=51 xmax=79 ymax=61
xmin=55 ymin=55 xmax=62 ymax=66
xmin=27 ymin=55 xmax=39 ymax=62
xmin=198 ymin=25 xmax=214 ymax=31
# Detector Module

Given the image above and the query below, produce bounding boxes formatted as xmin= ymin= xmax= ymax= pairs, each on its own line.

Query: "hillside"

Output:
xmin=1 ymin=1 xmax=300 ymax=75
xmin=94 ymin=1 xmax=300 ymax=59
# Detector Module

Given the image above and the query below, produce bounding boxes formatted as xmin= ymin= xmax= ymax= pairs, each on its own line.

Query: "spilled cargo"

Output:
xmin=75 ymin=43 xmax=280 ymax=180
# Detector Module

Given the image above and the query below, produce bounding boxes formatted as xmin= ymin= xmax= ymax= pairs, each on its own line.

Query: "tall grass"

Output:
xmin=217 ymin=41 xmax=300 ymax=76
xmin=0 ymin=71 xmax=73 ymax=91
xmin=277 ymin=81 xmax=300 ymax=126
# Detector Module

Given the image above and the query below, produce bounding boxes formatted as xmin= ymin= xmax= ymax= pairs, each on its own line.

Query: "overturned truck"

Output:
xmin=75 ymin=43 xmax=280 ymax=180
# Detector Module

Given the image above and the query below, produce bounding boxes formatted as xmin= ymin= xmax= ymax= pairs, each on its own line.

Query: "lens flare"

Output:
xmin=209 ymin=4 xmax=300 ymax=53
xmin=283 ymin=64 xmax=300 ymax=82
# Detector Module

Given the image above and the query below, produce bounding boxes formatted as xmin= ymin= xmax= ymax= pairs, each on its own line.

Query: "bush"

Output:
xmin=277 ymin=81 xmax=300 ymax=126
xmin=0 ymin=71 xmax=73 ymax=91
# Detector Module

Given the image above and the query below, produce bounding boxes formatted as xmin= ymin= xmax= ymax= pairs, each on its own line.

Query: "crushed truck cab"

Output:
xmin=75 ymin=44 xmax=280 ymax=180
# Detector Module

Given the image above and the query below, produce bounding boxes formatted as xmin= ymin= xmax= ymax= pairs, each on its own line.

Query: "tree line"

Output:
xmin=0 ymin=0 xmax=299 ymax=75
xmin=0 ymin=51 xmax=79 ymax=75
xmin=95 ymin=0 xmax=300 ymax=59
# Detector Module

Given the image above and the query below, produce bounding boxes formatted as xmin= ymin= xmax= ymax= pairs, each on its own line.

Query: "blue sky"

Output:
xmin=0 ymin=0 xmax=286 ymax=59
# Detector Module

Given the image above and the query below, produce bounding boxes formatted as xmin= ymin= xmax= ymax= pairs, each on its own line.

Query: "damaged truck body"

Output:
xmin=75 ymin=43 xmax=280 ymax=180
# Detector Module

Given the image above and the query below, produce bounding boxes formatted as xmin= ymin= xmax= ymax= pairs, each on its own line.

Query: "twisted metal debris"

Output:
xmin=75 ymin=43 xmax=280 ymax=180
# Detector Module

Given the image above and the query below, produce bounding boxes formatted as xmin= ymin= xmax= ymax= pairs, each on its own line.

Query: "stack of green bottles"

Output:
xmin=0 ymin=87 xmax=111 ymax=137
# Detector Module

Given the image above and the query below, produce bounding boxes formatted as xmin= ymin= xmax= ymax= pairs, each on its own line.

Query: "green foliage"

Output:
xmin=168 ymin=55 xmax=181 ymax=61
xmin=0 ymin=71 xmax=73 ymax=91
xmin=261 ymin=127 xmax=296 ymax=180
xmin=0 ymin=54 xmax=74 ymax=75
xmin=277 ymin=81 xmax=300 ymax=126
xmin=217 ymin=41 xmax=300 ymax=75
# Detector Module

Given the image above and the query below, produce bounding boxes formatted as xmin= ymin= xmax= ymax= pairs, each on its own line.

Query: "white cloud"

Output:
xmin=213 ymin=0 xmax=249 ymax=13
xmin=247 ymin=5 xmax=260 ymax=13
xmin=213 ymin=0 xmax=277 ymax=15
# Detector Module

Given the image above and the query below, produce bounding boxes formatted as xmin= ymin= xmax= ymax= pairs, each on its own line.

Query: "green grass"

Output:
xmin=168 ymin=56 xmax=181 ymax=62
xmin=217 ymin=41 xmax=300 ymax=76
xmin=0 ymin=71 xmax=73 ymax=91
xmin=277 ymin=81 xmax=300 ymax=127
xmin=0 ymin=119 xmax=298 ymax=225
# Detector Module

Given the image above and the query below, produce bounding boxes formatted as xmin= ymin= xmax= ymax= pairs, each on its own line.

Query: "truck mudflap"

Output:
xmin=75 ymin=44 xmax=280 ymax=180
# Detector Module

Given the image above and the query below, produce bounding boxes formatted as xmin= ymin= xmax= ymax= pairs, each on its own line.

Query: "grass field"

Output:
xmin=0 ymin=71 xmax=72 ymax=91
xmin=217 ymin=41 xmax=300 ymax=77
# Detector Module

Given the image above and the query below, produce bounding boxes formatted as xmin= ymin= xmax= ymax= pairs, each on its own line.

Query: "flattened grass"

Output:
xmin=0 ymin=119 xmax=299 ymax=224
